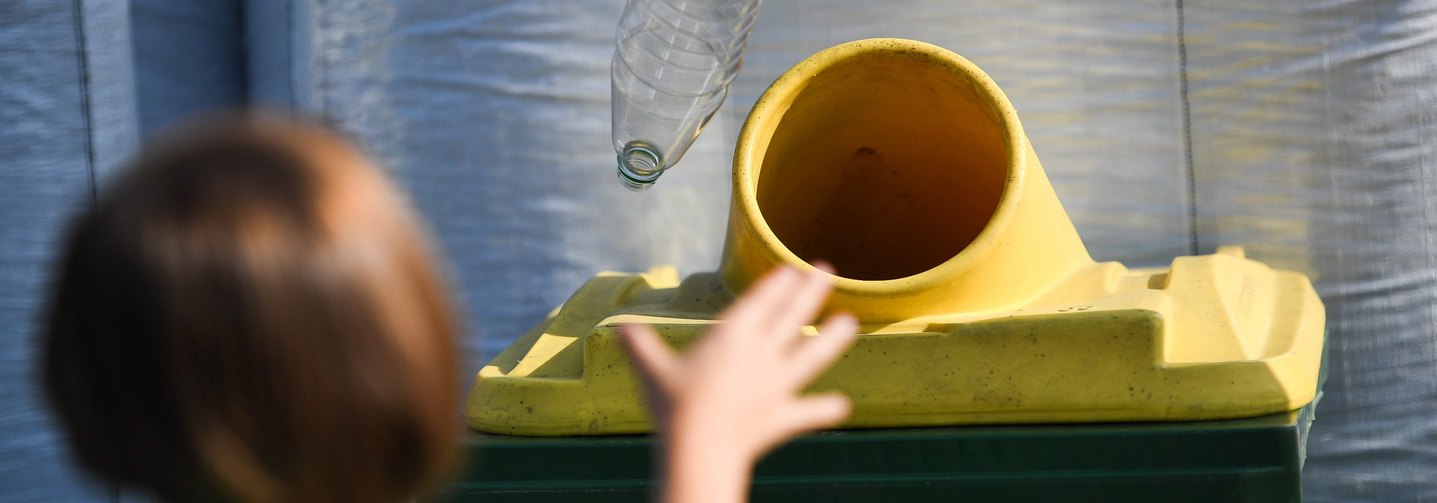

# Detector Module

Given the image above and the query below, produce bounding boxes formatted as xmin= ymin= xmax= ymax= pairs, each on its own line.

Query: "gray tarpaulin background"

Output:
xmin=2 ymin=0 xmax=1434 ymax=500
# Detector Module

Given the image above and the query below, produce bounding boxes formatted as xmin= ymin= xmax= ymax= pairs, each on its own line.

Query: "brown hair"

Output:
xmin=41 ymin=116 xmax=462 ymax=502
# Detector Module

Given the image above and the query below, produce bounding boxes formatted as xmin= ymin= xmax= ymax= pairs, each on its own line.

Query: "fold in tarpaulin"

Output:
xmin=2 ymin=1 xmax=1435 ymax=500
xmin=0 ymin=0 xmax=137 ymax=501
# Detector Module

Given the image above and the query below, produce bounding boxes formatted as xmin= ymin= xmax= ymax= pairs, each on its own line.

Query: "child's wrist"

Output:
xmin=661 ymin=409 xmax=756 ymax=503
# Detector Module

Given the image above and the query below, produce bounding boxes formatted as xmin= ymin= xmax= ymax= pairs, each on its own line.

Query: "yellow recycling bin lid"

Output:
xmin=465 ymin=38 xmax=1326 ymax=436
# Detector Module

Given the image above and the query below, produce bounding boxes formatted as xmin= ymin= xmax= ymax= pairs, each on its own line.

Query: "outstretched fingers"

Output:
xmin=766 ymin=269 xmax=836 ymax=345
xmin=774 ymin=393 xmax=852 ymax=442
xmin=721 ymin=267 xmax=803 ymax=332
xmin=785 ymin=313 xmax=859 ymax=388
xmin=618 ymin=323 xmax=679 ymax=395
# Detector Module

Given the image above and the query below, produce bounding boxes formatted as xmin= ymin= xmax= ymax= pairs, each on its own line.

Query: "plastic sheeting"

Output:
xmin=268 ymin=0 xmax=737 ymax=385
xmin=2 ymin=0 xmax=1436 ymax=500
xmin=0 ymin=0 xmax=137 ymax=500
xmin=130 ymin=0 xmax=245 ymax=136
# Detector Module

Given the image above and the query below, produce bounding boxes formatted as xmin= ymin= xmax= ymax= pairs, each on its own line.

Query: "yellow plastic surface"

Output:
xmin=465 ymin=39 xmax=1326 ymax=435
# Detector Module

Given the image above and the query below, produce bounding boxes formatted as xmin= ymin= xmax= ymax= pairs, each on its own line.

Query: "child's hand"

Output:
xmin=620 ymin=265 xmax=859 ymax=503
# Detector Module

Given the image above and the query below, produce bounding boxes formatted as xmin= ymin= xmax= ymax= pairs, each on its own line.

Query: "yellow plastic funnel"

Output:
xmin=719 ymin=38 xmax=1090 ymax=320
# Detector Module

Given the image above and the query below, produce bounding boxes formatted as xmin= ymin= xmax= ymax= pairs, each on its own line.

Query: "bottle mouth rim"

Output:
xmin=617 ymin=142 xmax=664 ymax=190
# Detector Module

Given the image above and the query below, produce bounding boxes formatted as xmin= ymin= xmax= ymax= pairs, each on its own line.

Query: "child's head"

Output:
xmin=41 ymin=115 xmax=462 ymax=502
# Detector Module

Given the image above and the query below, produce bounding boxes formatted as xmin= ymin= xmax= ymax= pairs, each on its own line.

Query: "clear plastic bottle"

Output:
xmin=611 ymin=0 xmax=762 ymax=189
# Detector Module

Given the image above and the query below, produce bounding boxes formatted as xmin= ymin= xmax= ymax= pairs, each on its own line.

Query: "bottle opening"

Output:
xmin=617 ymin=141 xmax=664 ymax=190
xmin=755 ymin=52 xmax=1009 ymax=281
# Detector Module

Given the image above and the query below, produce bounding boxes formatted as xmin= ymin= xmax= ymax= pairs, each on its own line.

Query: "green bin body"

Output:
xmin=441 ymin=399 xmax=1317 ymax=502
